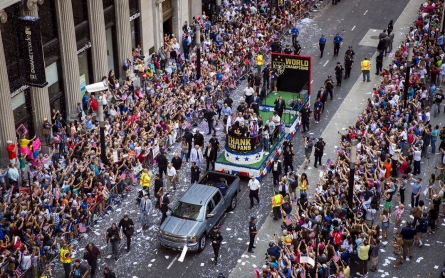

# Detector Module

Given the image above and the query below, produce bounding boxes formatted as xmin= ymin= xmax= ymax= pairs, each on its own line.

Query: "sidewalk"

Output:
xmin=228 ymin=0 xmax=424 ymax=277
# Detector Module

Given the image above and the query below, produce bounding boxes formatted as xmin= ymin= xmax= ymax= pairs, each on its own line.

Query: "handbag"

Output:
xmin=42 ymin=128 xmax=50 ymax=136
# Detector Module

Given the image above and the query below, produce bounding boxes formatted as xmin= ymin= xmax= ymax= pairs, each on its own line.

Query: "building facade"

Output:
xmin=0 ymin=0 xmax=202 ymax=164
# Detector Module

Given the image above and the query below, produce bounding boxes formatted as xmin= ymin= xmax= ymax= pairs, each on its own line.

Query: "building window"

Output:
xmin=103 ymin=0 xmax=114 ymax=8
xmin=40 ymin=0 xmax=57 ymax=44
xmin=72 ymin=0 xmax=87 ymax=26
xmin=78 ymin=51 xmax=90 ymax=86
xmin=129 ymin=0 xmax=139 ymax=14
xmin=45 ymin=62 xmax=61 ymax=101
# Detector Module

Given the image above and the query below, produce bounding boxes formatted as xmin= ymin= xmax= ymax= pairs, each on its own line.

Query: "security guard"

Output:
xmin=272 ymin=190 xmax=284 ymax=220
xmin=256 ymin=52 xmax=264 ymax=74
xmin=334 ymin=62 xmax=344 ymax=86
xmin=344 ymin=54 xmax=354 ymax=79
xmin=293 ymin=40 xmax=301 ymax=55
xmin=283 ymin=138 xmax=294 ymax=151
xmin=314 ymin=138 xmax=326 ymax=168
xmin=361 ymin=57 xmax=371 ymax=82
xmin=324 ymin=76 xmax=335 ymax=101
xmin=319 ymin=35 xmax=327 ymax=58
xmin=60 ymin=243 xmax=73 ymax=278
xmin=209 ymin=226 xmax=223 ymax=265
xmin=248 ymin=216 xmax=258 ymax=253
xmin=333 ymin=33 xmax=343 ymax=56
xmin=190 ymin=161 xmax=201 ymax=184
xmin=299 ymin=103 xmax=312 ymax=133
xmin=291 ymin=25 xmax=299 ymax=45
xmin=345 ymin=46 xmax=355 ymax=59
xmin=282 ymin=146 xmax=295 ymax=175
xmin=283 ymin=45 xmax=292 ymax=54
xmin=118 ymin=214 xmax=134 ymax=251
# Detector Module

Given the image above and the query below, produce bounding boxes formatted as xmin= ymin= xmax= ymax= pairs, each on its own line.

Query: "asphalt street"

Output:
xmin=49 ymin=0 xmax=433 ymax=278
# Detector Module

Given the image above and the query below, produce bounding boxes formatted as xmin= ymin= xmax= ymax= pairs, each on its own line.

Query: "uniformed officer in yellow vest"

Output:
xmin=256 ymin=52 xmax=264 ymax=75
xmin=140 ymin=168 xmax=151 ymax=190
xmin=271 ymin=190 xmax=284 ymax=220
xmin=361 ymin=57 xmax=371 ymax=82
xmin=60 ymin=243 xmax=73 ymax=278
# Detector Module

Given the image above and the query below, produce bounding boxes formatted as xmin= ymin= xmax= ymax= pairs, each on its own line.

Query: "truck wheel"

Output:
xmin=198 ymin=234 xmax=206 ymax=252
xmin=228 ymin=196 xmax=237 ymax=211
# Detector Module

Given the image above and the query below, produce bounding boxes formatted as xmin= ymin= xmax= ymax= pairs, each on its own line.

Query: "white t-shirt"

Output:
xmin=244 ymin=87 xmax=254 ymax=96
xmin=413 ymin=150 xmax=422 ymax=161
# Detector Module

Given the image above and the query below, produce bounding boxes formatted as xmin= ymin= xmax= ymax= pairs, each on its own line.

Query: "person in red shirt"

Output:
xmin=6 ymin=140 xmax=16 ymax=164
xmin=90 ymin=95 xmax=99 ymax=113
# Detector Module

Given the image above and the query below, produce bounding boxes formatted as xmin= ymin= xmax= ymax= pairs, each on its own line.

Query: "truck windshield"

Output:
xmin=171 ymin=202 xmax=202 ymax=220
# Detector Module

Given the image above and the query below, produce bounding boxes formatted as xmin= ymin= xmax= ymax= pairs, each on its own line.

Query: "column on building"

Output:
xmin=87 ymin=0 xmax=108 ymax=83
xmin=171 ymin=0 xmax=182 ymax=43
xmin=54 ymin=0 xmax=81 ymax=120
xmin=139 ymin=0 xmax=155 ymax=58
xmin=0 ymin=10 xmax=18 ymax=165
xmin=152 ymin=0 xmax=164 ymax=51
xmin=114 ymin=0 xmax=132 ymax=80
xmin=22 ymin=0 xmax=51 ymax=140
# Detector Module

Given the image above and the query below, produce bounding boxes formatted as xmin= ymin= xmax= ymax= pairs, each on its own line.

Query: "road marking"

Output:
xmin=311 ymin=80 xmax=314 ymax=84
xmin=167 ymin=254 xmax=179 ymax=269
xmin=351 ymin=25 xmax=356 ymax=31
xmin=323 ymin=60 xmax=329 ymax=67
xmin=364 ymin=10 xmax=368 ymax=15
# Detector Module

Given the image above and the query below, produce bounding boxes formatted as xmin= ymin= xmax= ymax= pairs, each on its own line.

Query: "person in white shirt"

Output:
xmin=272 ymin=112 xmax=281 ymax=125
xmin=190 ymin=145 xmax=203 ymax=168
xmin=247 ymin=175 xmax=260 ymax=209
xmin=166 ymin=163 xmax=177 ymax=191
xmin=243 ymin=85 xmax=254 ymax=105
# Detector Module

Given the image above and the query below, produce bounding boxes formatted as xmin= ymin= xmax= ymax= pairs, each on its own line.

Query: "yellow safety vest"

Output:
xmin=361 ymin=60 xmax=370 ymax=71
xmin=140 ymin=172 xmax=151 ymax=187
xmin=60 ymin=248 xmax=71 ymax=264
xmin=299 ymin=180 xmax=308 ymax=191
xmin=257 ymin=54 xmax=264 ymax=66
xmin=272 ymin=194 xmax=283 ymax=208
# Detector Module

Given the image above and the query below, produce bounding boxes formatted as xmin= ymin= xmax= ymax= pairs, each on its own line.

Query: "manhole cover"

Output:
xmin=370 ymin=36 xmax=379 ymax=40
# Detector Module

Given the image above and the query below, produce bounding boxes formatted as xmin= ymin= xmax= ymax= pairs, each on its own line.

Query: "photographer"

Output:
xmin=324 ymin=76 xmax=335 ymax=101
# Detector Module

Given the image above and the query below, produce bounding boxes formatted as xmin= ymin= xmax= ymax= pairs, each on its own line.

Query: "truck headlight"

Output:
xmin=158 ymin=230 xmax=164 ymax=236
xmin=188 ymin=235 xmax=196 ymax=243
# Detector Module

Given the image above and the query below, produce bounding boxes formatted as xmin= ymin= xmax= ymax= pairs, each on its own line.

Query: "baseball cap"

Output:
xmin=250 ymin=216 xmax=256 ymax=220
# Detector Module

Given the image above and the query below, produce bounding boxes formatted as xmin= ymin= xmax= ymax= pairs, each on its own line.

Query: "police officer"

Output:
xmin=324 ymin=76 xmax=335 ymax=101
xmin=190 ymin=161 xmax=201 ymax=184
xmin=293 ymin=40 xmax=301 ymax=55
xmin=248 ymin=216 xmax=258 ymax=253
xmin=333 ymin=33 xmax=343 ymax=57
xmin=105 ymin=223 xmax=122 ymax=260
xmin=345 ymin=46 xmax=355 ymax=59
xmin=282 ymin=146 xmax=295 ymax=175
xmin=334 ymin=62 xmax=344 ymax=86
xmin=283 ymin=138 xmax=294 ymax=151
xmin=314 ymin=138 xmax=326 ymax=168
xmin=118 ymin=214 xmax=134 ymax=251
xmin=376 ymin=52 xmax=384 ymax=75
xmin=300 ymin=103 xmax=312 ymax=133
xmin=209 ymin=226 xmax=223 ymax=265
xmin=319 ymin=35 xmax=327 ymax=58
xmin=261 ymin=65 xmax=271 ymax=90
xmin=344 ymin=54 xmax=354 ymax=79
xmin=283 ymin=44 xmax=292 ymax=54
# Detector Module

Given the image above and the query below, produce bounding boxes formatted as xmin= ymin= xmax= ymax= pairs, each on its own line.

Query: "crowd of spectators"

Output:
xmin=0 ymin=0 xmax=322 ymax=277
xmin=258 ymin=0 xmax=445 ymax=277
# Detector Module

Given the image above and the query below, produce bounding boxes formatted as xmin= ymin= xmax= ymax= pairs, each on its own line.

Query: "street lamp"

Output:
xmin=195 ymin=25 xmax=201 ymax=80
xmin=97 ymin=95 xmax=108 ymax=165
xmin=347 ymin=139 xmax=357 ymax=208
xmin=403 ymin=45 xmax=414 ymax=108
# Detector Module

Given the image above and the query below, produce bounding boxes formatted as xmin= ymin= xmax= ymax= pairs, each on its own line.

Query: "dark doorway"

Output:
xmin=163 ymin=18 xmax=172 ymax=37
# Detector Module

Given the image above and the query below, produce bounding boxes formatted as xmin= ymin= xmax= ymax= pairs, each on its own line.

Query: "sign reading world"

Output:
xmin=271 ymin=53 xmax=311 ymax=94
xmin=227 ymin=135 xmax=254 ymax=152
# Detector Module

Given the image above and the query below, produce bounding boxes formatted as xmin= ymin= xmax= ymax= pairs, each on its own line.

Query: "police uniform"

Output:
xmin=334 ymin=63 xmax=344 ymax=86
xmin=344 ymin=55 xmax=354 ymax=79
xmin=333 ymin=34 xmax=343 ymax=56
xmin=118 ymin=216 xmax=134 ymax=251
xmin=324 ymin=78 xmax=334 ymax=100
xmin=282 ymin=148 xmax=295 ymax=175
xmin=209 ymin=227 xmax=223 ymax=264
xmin=300 ymin=105 xmax=311 ymax=133
xmin=248 ymin=217 xmax=257 ymax=253
xmin=314 ymin=139 xmax=326 ymax=168
xmin=191 ymin=164 xmax=201 ymax=184
xmin=293 ymin=42 xmax=301 ymax=55
xmin=319 ymin=36 xmax=326 ymax=58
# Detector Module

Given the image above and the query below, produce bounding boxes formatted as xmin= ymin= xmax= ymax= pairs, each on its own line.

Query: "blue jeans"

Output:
xmin=434 ymin=103 xmax=440 ymax=116
xmin=263 ymin=138 xmax=269 ymax=152
xmin=432 ymin=139 xmax=437 ymax=154
xmin=362 ymin=71 xmax=370 ymax=81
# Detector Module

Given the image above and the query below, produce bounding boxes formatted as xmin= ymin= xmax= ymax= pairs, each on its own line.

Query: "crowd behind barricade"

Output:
xmin=0 ymin=1 xmax=328 ymax=277
xmin=257 ymin=1 xmax=445 ymax=277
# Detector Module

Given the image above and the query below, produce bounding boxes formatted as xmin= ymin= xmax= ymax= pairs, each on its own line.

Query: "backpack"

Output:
xmin=421 ymin=218 xmax=429 ymax=231
xmin=333 ymin=232 xmax=342 ymax=245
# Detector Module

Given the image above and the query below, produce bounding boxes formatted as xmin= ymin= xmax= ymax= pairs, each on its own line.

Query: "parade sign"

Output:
xmin=271 ymin=53 xmax=312 ymax=94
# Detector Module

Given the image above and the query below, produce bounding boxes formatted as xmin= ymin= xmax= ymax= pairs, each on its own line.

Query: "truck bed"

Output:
xmin=198 ymin=171 xmax=238 ymax=187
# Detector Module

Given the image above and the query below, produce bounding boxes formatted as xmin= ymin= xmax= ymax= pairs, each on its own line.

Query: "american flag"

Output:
xmin=300 ymin=269 xmax=305 ymax=278
xmin=333 ymin=251 xmax=340 ymax=263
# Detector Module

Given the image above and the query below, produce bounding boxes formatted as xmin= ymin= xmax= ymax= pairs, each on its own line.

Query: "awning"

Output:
xmin=85 ymin=82 xmax=108 ymax=93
